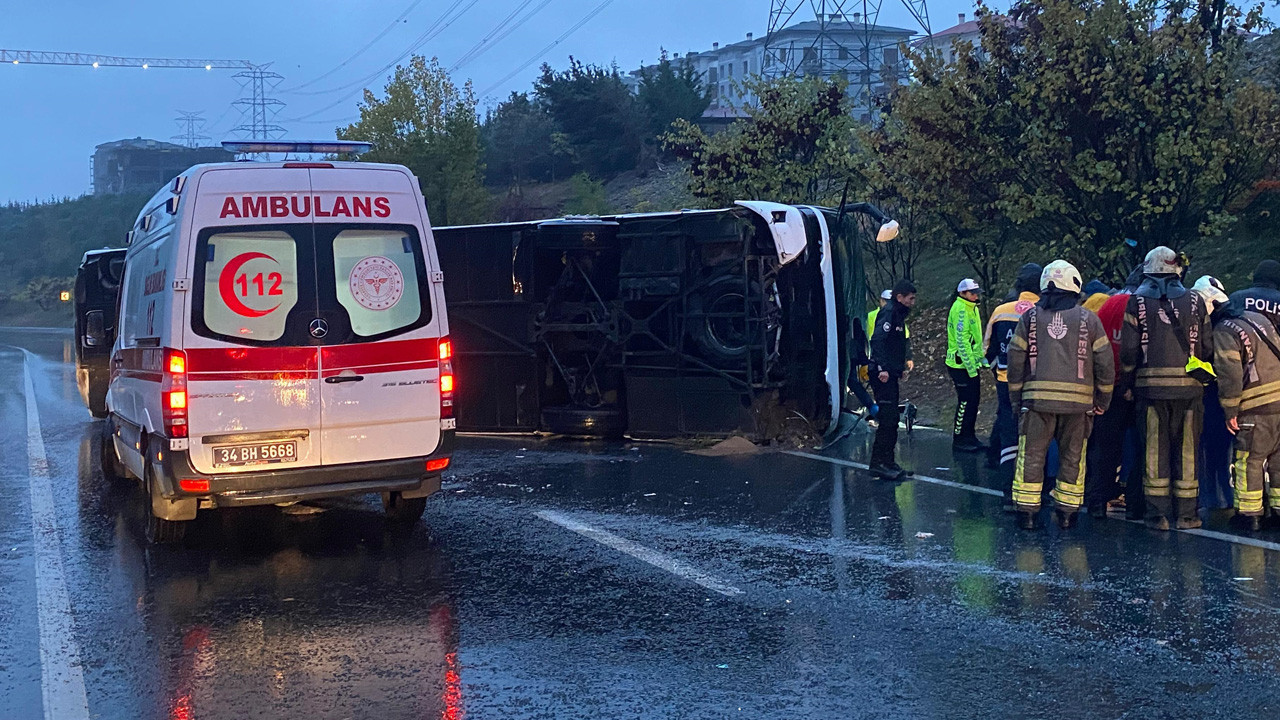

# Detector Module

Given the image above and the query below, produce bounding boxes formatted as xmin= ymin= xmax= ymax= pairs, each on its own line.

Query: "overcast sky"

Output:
xmin=7 ymin=0 xmax=990 ymax=203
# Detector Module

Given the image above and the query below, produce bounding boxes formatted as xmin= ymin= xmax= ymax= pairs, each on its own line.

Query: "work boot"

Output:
xmin=1234 ymin=514 xmax=1263 ymax=532
xmin=1145 ymin=516 xmax=1171 ymax=531
xmin=1087 ymin=504 xmax=1108 ymax=520
xmin=1175 ymin=516 xmax=1203 ymax=530
xmin=869 ymin=464 xmax=905 ymax=481
xmin=887 ymin=462 xmax=914 ymax=477
xmin=1017 ymin=510 xmax=1043 ymax=530
xmin=1055 ymin=509 xmax=1079 ymax=529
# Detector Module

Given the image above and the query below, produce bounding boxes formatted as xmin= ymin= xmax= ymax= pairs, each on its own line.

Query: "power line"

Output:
xmin=448 ymin=0 xmax=555 ymax=73
xmin=478 ymin=0 xmax=619 ymax=98
xmin=285 ymin=0 xmax=478 ymax=99
xmin=282 ymin=0 xmax=481 ymax=124
xmin=281 ymin=0 xmax=431 ymax=92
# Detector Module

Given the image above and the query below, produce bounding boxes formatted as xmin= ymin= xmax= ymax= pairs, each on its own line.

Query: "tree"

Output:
xmin=636 ymin=51 xmax=711 ymax=140
xmin=17 ymin=276 xmax=73 ymax=311
xmin=481 ymin=92 xmax=570 ymax=184
xmin=535 ymin=59 xmax=643 ymax=177
xmin=563 ymin=173 xmax=611 ymax=215
xmin=338 ymin=56 xmax=490 ymax=225
xmin=664 ymin=76 xmax=862 ymax=208
xmin=878 ymin=0 xmax=1280 ymax=282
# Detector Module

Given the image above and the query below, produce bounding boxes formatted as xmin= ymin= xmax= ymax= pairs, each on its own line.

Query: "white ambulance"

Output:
xmin=102 ymin=141 xmax=455 ymax=543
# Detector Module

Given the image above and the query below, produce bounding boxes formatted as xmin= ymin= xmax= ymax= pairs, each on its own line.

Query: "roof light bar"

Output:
xmin=221 ymin=140 xmax=372 ymax=155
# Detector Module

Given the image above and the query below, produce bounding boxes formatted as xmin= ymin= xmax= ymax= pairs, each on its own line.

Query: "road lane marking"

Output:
xmin=535 ymin=510 xmax=745 ymax=597
xmin=785 ymin=449 xmax=1280 ymax=554
xmin=784 ymin=450 xmax=1006 ymax=498
xmin=22 ymin=351 xmax=91 ymax=720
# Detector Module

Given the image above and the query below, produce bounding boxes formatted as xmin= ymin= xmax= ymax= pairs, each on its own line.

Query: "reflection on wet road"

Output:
xmin=2 ymin=327 xmax=1280 ymax=718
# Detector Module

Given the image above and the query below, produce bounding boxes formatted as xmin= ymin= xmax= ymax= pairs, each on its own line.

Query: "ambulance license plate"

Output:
xmin=213 ymin=441 xmax=297 ymax=467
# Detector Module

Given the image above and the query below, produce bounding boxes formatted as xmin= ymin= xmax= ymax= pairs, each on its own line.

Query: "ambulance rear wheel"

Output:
xmin=99 ymin=420 xmax=128 ymax=483
xmin=382 ymin=492 xmax=427 ymax=526
xmin=143 ymin=465 xmax=187 ymax=545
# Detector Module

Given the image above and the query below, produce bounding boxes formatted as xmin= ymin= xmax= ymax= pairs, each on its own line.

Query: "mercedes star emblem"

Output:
xmin=309 ymin=318 xmax=329 ymax=339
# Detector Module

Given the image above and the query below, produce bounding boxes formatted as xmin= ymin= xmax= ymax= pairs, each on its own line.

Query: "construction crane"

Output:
xmin=0 ymin=49 xmax=252 ymax=70
xmin=1 ymin=49 xmax=286 ymax=141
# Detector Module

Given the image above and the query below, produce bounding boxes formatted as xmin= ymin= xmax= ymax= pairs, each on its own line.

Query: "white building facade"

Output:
xmin=625 ymin=18 xmax=917 ymax=120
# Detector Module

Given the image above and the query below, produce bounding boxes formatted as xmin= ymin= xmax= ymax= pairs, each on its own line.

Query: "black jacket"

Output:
xmin=1119 ymin=275 xmax=1213 ymax=400
xmin=871 ymin=299 xmax=910 ymax=376
xmin=1230 ymin=282 xmax=1280 ymax=332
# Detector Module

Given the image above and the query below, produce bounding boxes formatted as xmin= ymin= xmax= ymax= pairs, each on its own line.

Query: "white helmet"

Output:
xmin=1144 ymin=246 xmax=1181 ymax=275
xmin=1040 ymin=260 xmax=1083 ymax=294
xmin=1191 ymin=275 xmax=1228 ymax=308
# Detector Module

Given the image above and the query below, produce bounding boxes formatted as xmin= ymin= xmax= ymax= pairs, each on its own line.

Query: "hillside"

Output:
xmin=0 ymin=193 xmax=146 ymax=325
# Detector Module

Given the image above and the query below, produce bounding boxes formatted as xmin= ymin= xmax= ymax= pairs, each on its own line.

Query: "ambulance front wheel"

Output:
xmin=382 ymin=492 xmax=427 ymax=526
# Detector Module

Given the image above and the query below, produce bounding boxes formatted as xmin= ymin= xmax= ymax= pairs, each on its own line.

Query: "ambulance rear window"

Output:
xmin=332 ymin=229 xmax=425 ymax=338
xmin=197 ymin=230 xmax=299 ymax=342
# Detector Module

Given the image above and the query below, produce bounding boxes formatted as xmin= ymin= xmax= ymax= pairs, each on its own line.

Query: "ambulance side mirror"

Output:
xmin=84 ymin=310 xmax=107 ymax=348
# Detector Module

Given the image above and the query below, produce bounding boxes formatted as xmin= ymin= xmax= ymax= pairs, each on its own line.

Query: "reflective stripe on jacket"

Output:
xmin=1007 ymin=305 xmax=1115 ymax=414
xmin=983 ymin=292 xmax=1038 ymax=383
xmin=946 ymin=296 xmax=984 ymax=375
xmin=1119 ymin=279 xmax=1213 ymax=400
xmin=1214 ymin=310 xmax=1280 ymax=421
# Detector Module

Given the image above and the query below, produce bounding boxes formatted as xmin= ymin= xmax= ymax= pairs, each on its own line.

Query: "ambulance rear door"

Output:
xmin=310 ymin=167 xmax=445 ymax=465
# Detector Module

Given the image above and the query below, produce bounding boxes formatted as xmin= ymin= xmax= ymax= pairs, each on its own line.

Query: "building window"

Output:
xmin=743 ymin=60 xmax=749 ymax=75
xmin=727 ymin=63 xmax=733 ymax=77
xmin=839 ymin=48 xmax=849 ymax=60
xmin=709 ymin=67 xmax=718 ymax=83
xmin=803 ymin=47 xmax=817 ymax=64
xmin=779 ymin=48 xmax=787 ymax=64
xmin=883 ymin=47 xmax=899 ymax=66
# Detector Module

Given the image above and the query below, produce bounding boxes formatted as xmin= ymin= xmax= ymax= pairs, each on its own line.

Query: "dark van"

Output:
xmin=74 ymin=247 xmax=126 ymax=417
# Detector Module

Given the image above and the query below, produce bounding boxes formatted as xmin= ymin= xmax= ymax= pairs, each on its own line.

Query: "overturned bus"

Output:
xmin=433 ymin=202 xmax=896 ymax=441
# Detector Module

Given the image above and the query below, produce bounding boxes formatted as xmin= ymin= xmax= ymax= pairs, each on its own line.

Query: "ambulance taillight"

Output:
xmin=439 ymin=338 xmax=454 ymax=419
xmin=162 ymin=349 xmax=189 ymax=439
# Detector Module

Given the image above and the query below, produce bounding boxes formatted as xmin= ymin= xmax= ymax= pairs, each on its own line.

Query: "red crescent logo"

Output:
xmin=218 ymin=252 xmax=282 ymax=318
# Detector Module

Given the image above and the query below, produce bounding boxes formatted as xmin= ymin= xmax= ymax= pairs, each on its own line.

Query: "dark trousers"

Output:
xmin=1085 ymin=395 xmax=1133 ymax=510
xmin=870 ymin=374 xmax=901 ymax=467
xmin=1136 ymin=396 xmax=1204 ymax=522
xmin=992 ymin=381 xmax=1018 ymax=500
xmin=949 ymin=367 xmax=981 ymax=444
xmin=1199 ymin=384 xmax=1233 ymax=511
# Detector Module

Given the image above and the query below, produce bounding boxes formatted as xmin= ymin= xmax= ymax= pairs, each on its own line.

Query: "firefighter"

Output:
xmin=1229 ymin=259 xmax=1280 ymax=331
xmin=948 ymin=279 xmax=988 ymax=452
xmin=1119 ymin=247 xmax=1214 ymax=531
xmin=869 ymin=279 xmax=917 ymax=481
xmin=1211 ymin=281 xmax=1280 ymax=532
xmin=1007 ymin=260 xmax=1115 ymax=530
xmin=984 ymin=263 xmax=1041 ymax=495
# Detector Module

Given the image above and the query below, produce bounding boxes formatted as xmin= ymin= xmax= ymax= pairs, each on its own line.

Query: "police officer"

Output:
xmin=948 ymin=279 xmax=988 ymax=452
xmin=1212 ymin=282 xmax=1280 ymax=531
xmin=984 ymin=263 xmax=1042 ymax=485
xmin=1229 ymin=259 xmax=1280 ymax=331
xmin=869 ymin=279 xmax=917 ymax=480
xmin=1119 ymin=247 xmax=1214 ymax=531
xmin=1006 ymin=260 xmax=1114 ymax=530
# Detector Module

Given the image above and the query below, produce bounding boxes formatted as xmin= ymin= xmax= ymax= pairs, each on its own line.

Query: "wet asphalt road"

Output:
xmin=3 ymin=328 xmax=1280 ymax=719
